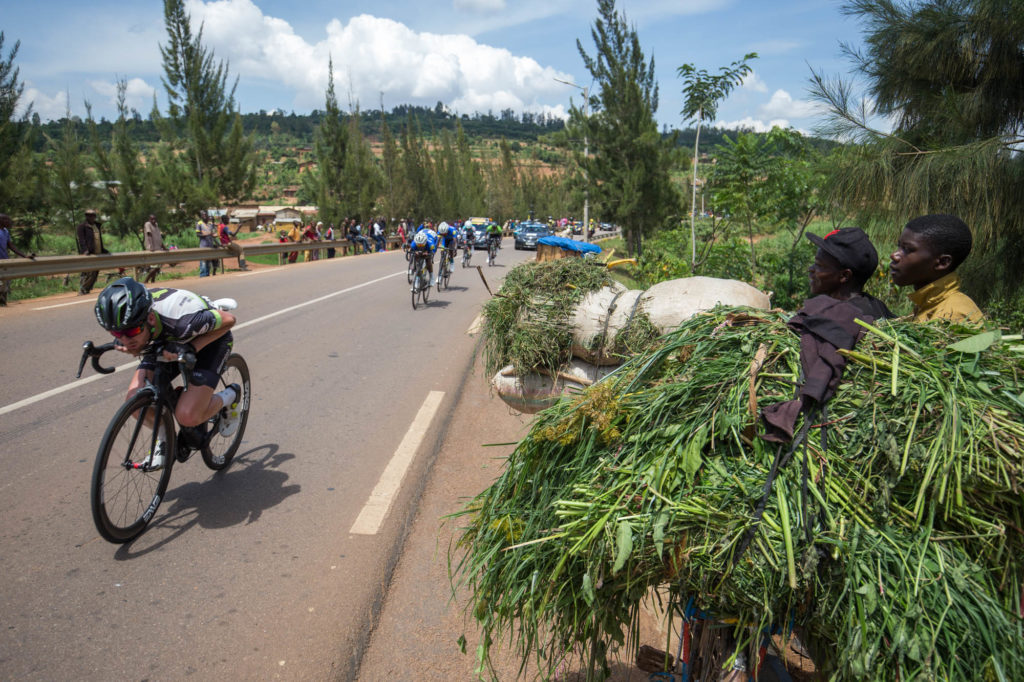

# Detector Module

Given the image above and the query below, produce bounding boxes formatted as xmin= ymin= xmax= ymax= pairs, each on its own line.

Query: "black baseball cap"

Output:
xmin=806 ymin=227 xmax=879 ymax=281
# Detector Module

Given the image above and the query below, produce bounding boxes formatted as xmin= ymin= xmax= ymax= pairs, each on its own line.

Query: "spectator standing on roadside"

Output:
xmin=219 ymin=216 xmax=249 ymax=271
xmin=196 ymin=211 xmax=216 ymax=277
xmin=76 ymin=208 xmax=108 ymax=294
xmin=324 ymin=223 xmax=336 ymax=258
xmin=287 ymin=219 xmax=303 ymax=263
xmin=304 ymin=222 xmax=321 ymax=261
xmin=372 ymin=218 xmax=385 ymax=252
xmin=397 ymin=220 xmax=407 ymax=247
xmin=140 ymin=214 xmax=168 ymax=283
xmin=278 ymin=228 xmax=295 ymax=264
xmin=0 ymin=213 xmax=36 ymax=306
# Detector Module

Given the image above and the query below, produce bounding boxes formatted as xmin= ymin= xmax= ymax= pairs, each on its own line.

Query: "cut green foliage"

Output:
xmin=482 ymin=258 xmax=613 ymax=377
xmin=453 ymin=310 xmax=1024 ymax=680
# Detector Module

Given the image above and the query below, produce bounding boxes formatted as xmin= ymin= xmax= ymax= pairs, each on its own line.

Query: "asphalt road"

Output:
xmin=0 ymin=240 xmax=531 ymax=680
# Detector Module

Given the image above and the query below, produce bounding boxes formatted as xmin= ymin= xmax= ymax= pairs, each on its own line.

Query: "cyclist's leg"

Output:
xmin=174 ymin=336 xmax=235 ymax=427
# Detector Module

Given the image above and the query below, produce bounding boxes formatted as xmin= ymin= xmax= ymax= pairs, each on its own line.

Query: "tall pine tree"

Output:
xmin=572 ymin=0 xmax=679 ymax=256
xmin=159 ymin=0 xmax=255 ymax=211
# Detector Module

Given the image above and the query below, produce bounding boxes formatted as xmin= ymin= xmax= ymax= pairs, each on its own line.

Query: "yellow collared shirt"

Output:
xmin=909 ymin=272 xmax=983 ymax=323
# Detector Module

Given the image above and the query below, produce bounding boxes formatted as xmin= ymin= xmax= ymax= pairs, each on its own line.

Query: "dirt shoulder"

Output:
xmin=356 ymin=344 xmax=655 ymax=681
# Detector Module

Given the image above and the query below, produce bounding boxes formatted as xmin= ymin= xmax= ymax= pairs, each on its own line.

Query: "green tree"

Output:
xmin=87 ymin=80 xmax=158 ymax=243
xmin=378 ymin=110 xmax=400 ymax=219
xmin=46 ymin=107 xmax=98 ymax=234
xmin=0 ymin=32 xmax=39 ymax=222
xmin=344 ymin=105 xmax=383 ymax=220
xmin=677 ymin=52 xmax=757 ymax=267
xmin=455 ymin=120 xmax=486 ymax=216
xmin=707 ymin=131 xmax=770 ymax=275
xmin=399 ymin=112 xmax=434 ymax=220
xmin=809 ymin=0 xmax=1024 ymax=304
xmin=573 ymin=0 xmax=679 ymax=257
xmin=302 ymin=59 xmax=349 ymax=225
xmin=159 ymin=0 xmax=256 ymax=209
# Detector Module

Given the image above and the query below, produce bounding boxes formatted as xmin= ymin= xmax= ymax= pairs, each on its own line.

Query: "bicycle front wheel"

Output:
xmin=91 ymin=392 xmax=175 ymax=543
xmin=202 ymin=354 xmax=251 ymax=470
xmin=412 ymin=272 xmax=421 ymax=309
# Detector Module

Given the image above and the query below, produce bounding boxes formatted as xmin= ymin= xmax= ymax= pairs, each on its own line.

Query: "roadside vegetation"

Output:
xmin=2 ymin=0 xmax=1020 ymax=319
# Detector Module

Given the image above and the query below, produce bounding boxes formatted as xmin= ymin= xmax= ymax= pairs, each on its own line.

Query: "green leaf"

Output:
xmin=457 ymin=634 xmax=467 ymax=655
xmin=681 ymin=426 xmax=706 ymax=482
xmin=612 ymin=520 xmax=633 ymax=575
xmin=653 ymin=511 xmax=669 ymax=558
xmin=948 ymin=330 xmax=1000 ymax=354
xmin=582 ymin=573 xmax=596 ymax=606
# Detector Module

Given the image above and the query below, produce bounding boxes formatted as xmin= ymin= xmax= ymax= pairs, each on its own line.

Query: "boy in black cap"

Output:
xmin=806 ymin=226 xmax=894 ymax=319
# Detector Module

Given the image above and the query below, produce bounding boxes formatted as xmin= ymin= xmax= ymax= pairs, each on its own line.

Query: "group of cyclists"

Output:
xmin=405 ymin=219 xmax=502 ymax=288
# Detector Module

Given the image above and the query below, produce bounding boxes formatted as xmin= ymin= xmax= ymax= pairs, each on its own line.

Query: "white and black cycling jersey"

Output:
xmin=148 ymin=287 xmax=226 ymax=343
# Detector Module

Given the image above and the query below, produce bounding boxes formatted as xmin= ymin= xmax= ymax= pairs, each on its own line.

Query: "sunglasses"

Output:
xmin=111 ymin=325 xmax=146 ymax=339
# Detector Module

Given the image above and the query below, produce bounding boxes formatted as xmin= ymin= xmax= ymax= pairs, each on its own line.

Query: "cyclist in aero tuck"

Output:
xmin=94 ymin=277 xmax=240 ymax=471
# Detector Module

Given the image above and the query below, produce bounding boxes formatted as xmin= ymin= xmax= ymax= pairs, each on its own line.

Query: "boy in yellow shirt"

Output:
xmin=888 ymin=214 xmax=983 ymax=323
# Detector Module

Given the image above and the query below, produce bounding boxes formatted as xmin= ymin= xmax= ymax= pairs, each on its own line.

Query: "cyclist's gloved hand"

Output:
xmin=163 ymin=341 xmax=198 ymax=364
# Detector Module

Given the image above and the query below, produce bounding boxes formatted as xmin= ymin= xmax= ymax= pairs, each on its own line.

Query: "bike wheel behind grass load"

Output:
xmin=91 ymin=392 xmax=176 ymax=543
xmin=203 ymin=354 xmax=251 ymax=470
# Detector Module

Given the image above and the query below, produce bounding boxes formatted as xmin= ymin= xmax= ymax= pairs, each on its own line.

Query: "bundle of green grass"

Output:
xmin=481 ymin=258 xmax=660 ymax=378
xmin=453 ymin=309 xmax=1024 ymax=680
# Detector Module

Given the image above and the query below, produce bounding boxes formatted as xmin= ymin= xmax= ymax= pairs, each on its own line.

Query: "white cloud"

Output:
xmin=454 ymin=0 xmax=507 ymax=11
xmin=87 ymin=78 xmax=157 ymax=115
xmin=747 ymin=39 xmax=801 ymax=56
xmin=186 ymin=0 xmax=573 ymax=117
xmin=759 ymin=89 xmax=823 ymax=120
xmin=740 ymin=70 xmax=768 ymax=93
xmin=716 ymin=116 xmax=791 ymax=133
xmin=19 ymin=87 xmax=69 ymax=122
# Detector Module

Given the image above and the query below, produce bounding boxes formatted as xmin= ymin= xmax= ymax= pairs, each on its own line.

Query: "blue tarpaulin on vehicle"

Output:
xmin=536 ymin=236 xmax=602 ymax=254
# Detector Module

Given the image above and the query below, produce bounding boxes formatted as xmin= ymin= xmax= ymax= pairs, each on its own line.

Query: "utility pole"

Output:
xmin=554 ymin=78 xmax=590 ymax=241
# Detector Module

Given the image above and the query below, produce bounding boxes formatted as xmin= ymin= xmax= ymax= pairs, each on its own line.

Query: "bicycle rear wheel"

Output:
xmin=202 ymin=354 xmax=251 ymax=470
xmin=421 ymin=267 xmax=431 ymax=304
xmin=91 ymin=392 xmax=175 ymax=543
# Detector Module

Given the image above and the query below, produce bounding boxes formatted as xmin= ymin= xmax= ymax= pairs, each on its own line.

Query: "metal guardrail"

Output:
xmin=0 ymin=237 xmax=404 ymax=280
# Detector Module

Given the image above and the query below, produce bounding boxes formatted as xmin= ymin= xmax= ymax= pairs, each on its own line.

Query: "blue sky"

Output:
xmin=3 ymin=0 xmax=868 ymax=135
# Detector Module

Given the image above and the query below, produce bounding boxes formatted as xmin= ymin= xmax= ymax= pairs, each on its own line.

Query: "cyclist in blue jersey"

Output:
xmin=409 ymin=228 xmax=438 ymax=288
xmin=94 ymin=277 xmax=241 ymax=470
xmin=436 ymin=222 xmax=458 ymax=276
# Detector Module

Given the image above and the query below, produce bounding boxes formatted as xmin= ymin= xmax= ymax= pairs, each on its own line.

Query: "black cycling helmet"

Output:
xmin=94 ymin=277 xmax=153 ymax=331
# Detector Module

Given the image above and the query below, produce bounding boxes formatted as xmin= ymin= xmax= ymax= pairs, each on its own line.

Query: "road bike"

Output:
xmin=410 ymin=251 xmax=432 ymax=310
xmin=461 ymin=241 xmax=472 ymax=268
xmin=487 ymin=237 xmax=499 ymax=266
xmin=78 ymin=299 xmax=251 ymax=543
xmin=437 ymin=247 xmax=453 ymax=292
xmin=407 ymin=248 xmax=416 ymax=284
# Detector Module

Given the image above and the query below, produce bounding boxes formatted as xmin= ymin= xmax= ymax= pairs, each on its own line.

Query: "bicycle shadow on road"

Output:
xmin=114 ymin=443 xmax=299 ymax=559
xmin=417 ymin=299 xmax=453 ymax=309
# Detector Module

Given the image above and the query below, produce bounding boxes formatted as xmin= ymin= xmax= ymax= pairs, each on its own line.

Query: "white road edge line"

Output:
xmin=1 ymin=270 xmax=405 ymax=416
xmin=34 ymin=298 xmax=95 ymax=311
xmin=234 ymin=270 xmax=403 ymax=331
xmin=349 ymin=390 xmax=445 ymax=536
